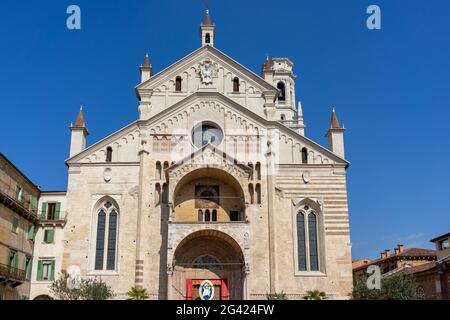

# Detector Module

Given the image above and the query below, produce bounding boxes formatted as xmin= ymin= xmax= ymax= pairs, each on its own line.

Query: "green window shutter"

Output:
xmin=13 ymin=252 xmax=19 ymax=269
xmin=50 ymin=260 xmax=55 ymax=281
xmin=48 ymin=229 xmax=54 ymax=243
xmin=37 ymin=261 xmax=43 ymax=281
xmin=30 ymin=196 xmax=37 ymax=212
xmin=40 ymin=202 xmax=47 ymax=220
xmin=44 ymin=229 xmax=54 ymax=243
xmin=54 ymin=202 xmax=61 ymax=220
xmin=27 ymin=224 xmax=34 ymax=240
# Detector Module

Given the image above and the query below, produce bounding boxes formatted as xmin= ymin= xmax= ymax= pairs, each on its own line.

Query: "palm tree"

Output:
xmin=126 ymin=287 xmax=149 ymax=300
xmin=304 ymin=290 xmax=327 ymax=300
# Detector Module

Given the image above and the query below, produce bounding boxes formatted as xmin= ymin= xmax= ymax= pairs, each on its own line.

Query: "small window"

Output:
xmin=439 ymin=239 xmax=450 ymax=250
xmin=301 ymin=148 xmax=308 ymax=164
xmin=255 ymin=162 xmax=261 ymax=180
xmin=255 ymin=184 xmax=262 ymax=204
xmin=106 ymin=147 xmax=113 ymax=163
xmin=277 ymin=82 xmax=286 ymax=101
xmin=44 ymin=229 xmax=55 ymax=244
xmin=212 ymin=210 xmax=217 ymax=222
xmin=12 ymin=217 xmax=19 ymax=233
xmin=280 ymin=114 xmax=286 ymax=121
xmin=230 ymin=211 xmax=239 ymax=221
xmin=156 ymin=161 xmax=162 ymax=180
xmin=205 ymin=33 xmax=211 ymax=44
xmin=233 ymin=77 xmax=240 ymax=93
xmin=8 ymin=251 xmax=18 ymax=268
xmin=175 ymin=76 xmax=182 ymax=92
xmin=16 ymin=186 xmax=23 ymax=201
xmin=205 ymin=210 xmax=211 ymax=222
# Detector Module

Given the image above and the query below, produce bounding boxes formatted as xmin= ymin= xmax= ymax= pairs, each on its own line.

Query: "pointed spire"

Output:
xmin=330 ymin=107 xmax=341 ymax=129
xmin=142 ymin=51 xmax=150 ymax=68
xmin=263 ymin=56 xmax=273 ymax=71
xmin=75 ymin=105 xmax=86 ymax=127
xmin=203 ymin=9 xmax=212 ymax=26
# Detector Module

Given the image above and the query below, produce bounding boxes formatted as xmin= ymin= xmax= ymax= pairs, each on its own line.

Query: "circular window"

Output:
xmin=192 ymin=122 xmax=223 ymax=148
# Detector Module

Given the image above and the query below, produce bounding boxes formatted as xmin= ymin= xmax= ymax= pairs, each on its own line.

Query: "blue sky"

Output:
xmin=0 ymin=0 xmax=449 ymax=260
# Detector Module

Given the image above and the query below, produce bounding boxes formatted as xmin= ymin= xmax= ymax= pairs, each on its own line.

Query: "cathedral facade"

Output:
xmin=30 ymin=11 xmax=353 ymax=300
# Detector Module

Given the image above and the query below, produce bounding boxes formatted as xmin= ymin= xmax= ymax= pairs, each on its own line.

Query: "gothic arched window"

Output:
xmin=106 ymin=147 xmax=113 ymax=163
xmin=175 ymin=76 xmax=182 ymax=92
xmin=233 ymin=77 xmax=240 ymax=93
xmin=94 ymin=200 xmax=119 ymax=271
xmin=296 ymin=204 xmax=321 ymax=272
xmin=277 ymin=82 xmax=286 ymax=101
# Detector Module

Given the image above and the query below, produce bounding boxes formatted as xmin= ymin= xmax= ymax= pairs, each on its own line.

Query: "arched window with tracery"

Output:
xmin=94 ymin=200 xmax=119 ymax=271
xmin=296 ymin=204 xmax=321 ymax=272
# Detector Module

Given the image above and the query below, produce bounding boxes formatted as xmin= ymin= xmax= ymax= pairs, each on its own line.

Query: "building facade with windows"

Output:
xmin=0 ymin=153 xmax=39 ymax=300
xmin=30 ymin=11 xmax=353 ymax=300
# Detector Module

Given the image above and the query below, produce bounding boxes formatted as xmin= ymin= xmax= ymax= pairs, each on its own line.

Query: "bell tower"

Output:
xmin=262 ymin=57 xmax=305 ymax=134
xmin=200 ymin=10 xmax=215 ymax=47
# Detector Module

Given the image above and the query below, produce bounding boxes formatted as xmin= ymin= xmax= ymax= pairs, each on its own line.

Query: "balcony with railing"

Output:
xmin=0 ymin=179 xmax=38 ymax=222
xmin=0 ymin=263 xmax=26 ymax=287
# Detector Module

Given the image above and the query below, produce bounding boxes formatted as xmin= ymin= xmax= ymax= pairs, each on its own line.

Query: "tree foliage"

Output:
xmin=304 ymin=290 xmax=327 ymax=300
xmin=266 ymin=291 xmax=288 ymax=300
xmin=50 ymin=271 xmax=115 ymax=300
xmin=352 ymin=274 xmax=425 ymax=300
xmin=127 ymin=287 xmax=149 ymax=300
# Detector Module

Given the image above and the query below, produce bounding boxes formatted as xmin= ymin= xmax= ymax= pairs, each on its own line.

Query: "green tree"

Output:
xmin=304 ymin=290 xmax=327 ymax=300
xmin=352 ymin=274 xmax=425 ymax=300
xmin=50 ymin=271 xmax=115 ymax=300
xmin=127 ymin=287 xmax=150 ymax=300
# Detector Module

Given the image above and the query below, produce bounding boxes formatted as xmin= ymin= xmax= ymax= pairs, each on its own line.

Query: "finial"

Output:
xmin=80 ymin=104 xmax=83 ymax=111
xmin=332 ymin=107 xmax=336 ymax=113
xmin=206 ymin=9 xmax=209 ymax=15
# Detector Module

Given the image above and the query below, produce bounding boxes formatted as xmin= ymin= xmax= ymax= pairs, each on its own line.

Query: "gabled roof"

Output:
xmin=135 ymin=45 xmax=278 ymax=93
xmin=167 ymin=143 xmax=252 ymax=174
xmin=66 ymin=91 xmax=350 ymax=166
